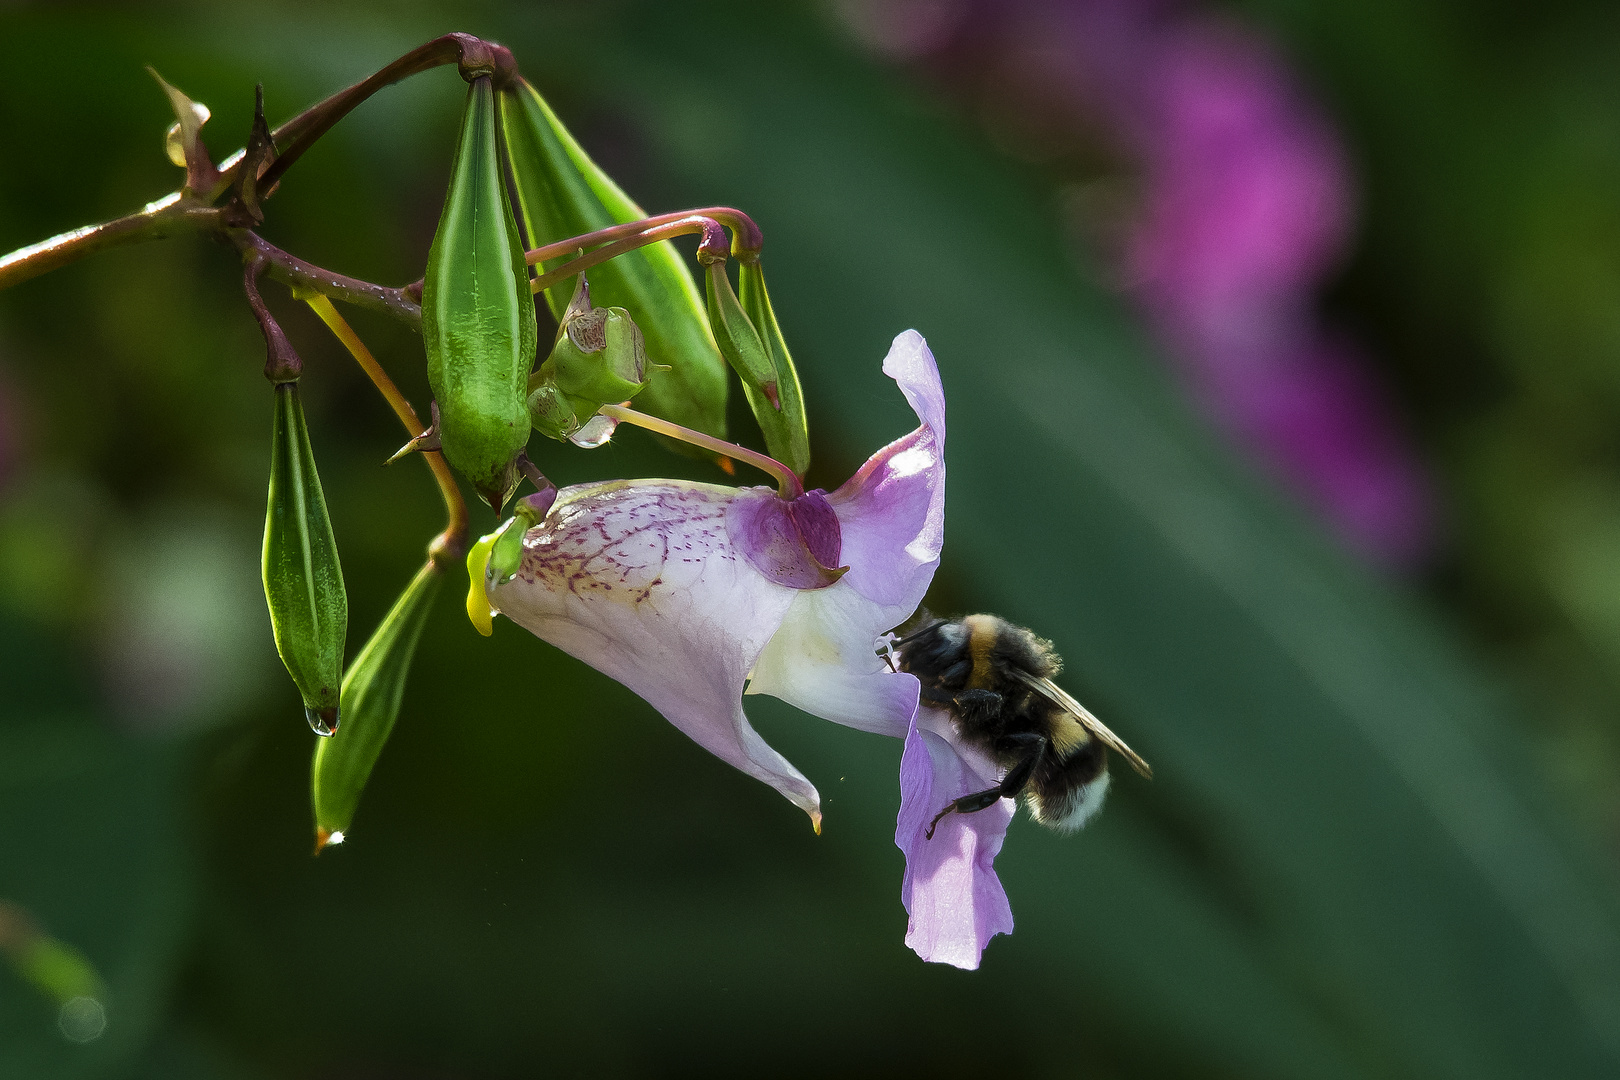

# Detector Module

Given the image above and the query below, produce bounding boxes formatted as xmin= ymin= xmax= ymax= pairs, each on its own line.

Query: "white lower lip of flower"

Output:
xmin=492 ymin=477 xmax=823 ymax=825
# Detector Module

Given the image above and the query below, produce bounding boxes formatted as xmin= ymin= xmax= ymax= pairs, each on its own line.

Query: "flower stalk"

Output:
xmin=597 ymin=404 xmax=803 ymax=499
xmin=304 ymin=296 xmax=468 ymax=565
xmin=528 ymin=216 xmax=732 ymax=297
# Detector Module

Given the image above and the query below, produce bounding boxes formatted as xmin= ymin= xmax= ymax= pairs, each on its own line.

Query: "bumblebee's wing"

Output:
xmin=1011 ymin=669 xmax=1154 ymax=778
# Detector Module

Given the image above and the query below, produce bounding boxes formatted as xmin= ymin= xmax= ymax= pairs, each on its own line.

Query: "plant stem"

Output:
xmin=524 ymin=206 xmax=763 ymax=266
xmin=257 ymin=33 xmax=515 ymax=193
xmin=1 ymin=33 xmax=518 ymax=295
xmin=234 ymin=231 xmax=420 ymax=328
xmin=304 ymin=295 xmax=468 ymax=563
xmin=597 ymin=404 xmax=803 ymax=499
xmin=0 ymin=196 xmax=221 ymax=293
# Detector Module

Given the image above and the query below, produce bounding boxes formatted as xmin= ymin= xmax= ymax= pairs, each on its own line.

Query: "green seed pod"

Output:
xmin=738 ymin=258 xmax=811 ymax=478
xmin=312 ymin=561 xmax=443 ymax=849
xmin=423 ymin=75 xmax=537 ymax=515
xmin=263 ymin=382 xmax=347 ymax=735
xmin=704 ymin=259 xmax=778 ymax=396
xmin=499 ymin=79 xmax=728 ymax=444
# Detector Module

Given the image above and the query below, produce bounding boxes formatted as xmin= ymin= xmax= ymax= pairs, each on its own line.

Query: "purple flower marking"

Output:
xmin=491 ymin=331 xmax=1018 ymax=967
xmin=728 ymin=488 xmax=847 ymax=589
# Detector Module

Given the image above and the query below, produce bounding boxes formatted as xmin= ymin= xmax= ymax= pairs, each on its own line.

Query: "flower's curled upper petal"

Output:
xmin=749 ymin=331 xmax=946 ymax=734
xmin=490 ymin=479 xmax=821 ymax=825
xmin=829 ymin=330 xmax=946 ymax=612
xmin=896 ymin=706 xmax=1014 ymax=969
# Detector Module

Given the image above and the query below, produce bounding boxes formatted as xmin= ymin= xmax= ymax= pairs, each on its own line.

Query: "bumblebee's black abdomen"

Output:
xmin=1027 ymin=735 xmax=1108 ymax=831
xmin=1035 ymin=735 xmax=1105 ymax=796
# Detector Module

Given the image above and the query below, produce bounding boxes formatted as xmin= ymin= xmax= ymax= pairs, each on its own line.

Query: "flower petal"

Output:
xmin=828 ymin=330 xmax=946 ymax=611
xmin=728 ymin=488 xmax=847 ymax=590
xmin=896 ymin=706 xmax=1015 ymax=969
xmin=490 ymin=479 xmax=821 ymax=825
xmin=747 ymin=584 xmax=920 ymax=738
xmin=748 ymin=330 xmax=947 ymax=734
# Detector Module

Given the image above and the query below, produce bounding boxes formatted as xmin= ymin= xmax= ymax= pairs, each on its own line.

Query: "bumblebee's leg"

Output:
xmin=925 ymin=733 xmax=1048 ymax=839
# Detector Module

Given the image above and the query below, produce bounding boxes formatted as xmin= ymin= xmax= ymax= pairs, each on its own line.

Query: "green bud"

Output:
xmin=526 ymin=380 xmax=581 ymax=442
xmin=527 ymin=277 xmax=656 ymax=442
xmin=551 ymin=304 xmax=649 ymax=402
xmin=423 ymin=76 xmax=537 ymax=515
xmin=704 ymin=259 xmax=779 ymax=396
xmin=738 ymin=258 xmax=811 ymax=477
xmin=486 ymin=515 xmax=529 ymax=584
xmin=263 ymin=383 xmax=347 ymax=735
xmin=499 ymin=79 xmax=728 ymax=445
xmin=486 ymin=488 xmax=558 ymax=584
xmin=311 ymin=561 xmax=442 ymax=849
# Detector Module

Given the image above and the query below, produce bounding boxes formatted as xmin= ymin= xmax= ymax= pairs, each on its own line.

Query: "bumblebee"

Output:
xmin=890 ymin=614 xmax=1152 ymax=838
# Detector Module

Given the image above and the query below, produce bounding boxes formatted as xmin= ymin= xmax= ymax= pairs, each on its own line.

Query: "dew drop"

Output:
xmin=58 ymin=996 xmax=106 ymax=1043
xmin=305 ymin=704 xmax=340 ymax=737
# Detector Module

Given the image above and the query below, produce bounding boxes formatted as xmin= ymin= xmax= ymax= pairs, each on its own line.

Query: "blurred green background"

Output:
xmin=3 ymin=1 xmax=1620 ymax=1076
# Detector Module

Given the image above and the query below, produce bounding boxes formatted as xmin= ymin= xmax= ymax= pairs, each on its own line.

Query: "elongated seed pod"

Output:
xmin=704 ymin=259 xmax=779 ymax=396
xmin=263 ymin=382 xmax=347 ymax=734
xmin=499 ymin=79 xmax=728 ymax=444
xmin=738 ymin=258 xmax=810 ymax=478
xmin=312 ymin=561 xmax=443 ymax=849
xmin=423 ymin=75 xmax=537 ymax=514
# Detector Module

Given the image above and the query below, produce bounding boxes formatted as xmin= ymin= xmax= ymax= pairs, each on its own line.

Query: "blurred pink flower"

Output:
xmin=841 ymin=0 xmax=1433 ymax=566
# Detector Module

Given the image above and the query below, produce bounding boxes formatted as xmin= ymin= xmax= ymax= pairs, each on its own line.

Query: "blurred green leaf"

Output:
xmin=0 ymin=620 xmax=194 ymax=1078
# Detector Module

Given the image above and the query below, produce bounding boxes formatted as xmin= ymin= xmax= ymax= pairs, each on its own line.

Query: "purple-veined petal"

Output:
xmin=489 ymin=479 xmax=822 ymax=826
xmin=896 ymin=706 xmax=1014 ymax=969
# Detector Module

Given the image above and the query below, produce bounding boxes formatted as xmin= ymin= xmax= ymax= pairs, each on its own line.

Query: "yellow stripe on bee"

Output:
xmin=964 ymin=614 xmax=998 ymax=689
xmin=1049 ymin=712 xmax=1091 ymax=756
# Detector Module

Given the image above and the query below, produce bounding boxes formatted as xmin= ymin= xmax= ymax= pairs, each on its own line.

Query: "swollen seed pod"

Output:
xmin=737 ymin=259 xmax=810 ymax=478
xmin=704 ymin=259 xmax=779 ymax=400
xmin=312 ymin=561 xmax=442 ymax=849
xmin=423 ymin=75 xmax=537 ymax=515
xmin=263 ymin=382 xmax=347 ymax=734
xmin=499 ymin=79 xmax=728 ymax=444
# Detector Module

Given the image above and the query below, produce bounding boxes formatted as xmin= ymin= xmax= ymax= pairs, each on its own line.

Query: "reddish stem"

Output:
xmin=530 ymin=217 xmax=730 ymax=296
xmin=257 ymin=33 xmax=516 ymax=193
xmin=525 ymin=206 xmax=762 ymax=266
